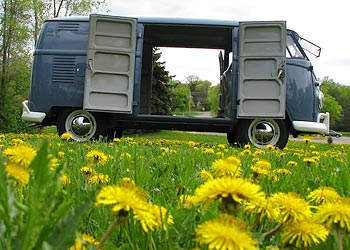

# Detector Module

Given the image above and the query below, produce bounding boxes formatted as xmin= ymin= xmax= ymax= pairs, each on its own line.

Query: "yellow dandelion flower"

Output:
xmin=239 ymin=149 xmax=251 ymax=156
xmin=195 ymin=214 xmax=257 ymax=250
xmin=211 ymin=156 xmax=242 ymax=178
xmin=88 ymin=173 xmax=110 ymax=185
xmin=70 ymin=233 xmax=99 ymax=250
xmin=119 ymin=152 xmax=131 ymax=160
xmin=245 ymin=196 xmax=279 ymax=222
xmin=253 ymin=149 xmax=264 ymax=157
xmin=58 ymin=151 xmax=65 ymax=158
xmin=50 ymin=157 xmax=60 ymax=170
xmin=308 ymin=187 xmax=341 ymax=204
xmin=5 ymin=162 xmax=30 ymax=187
xmin=273 ymin=168 xmax=292 ymax=176
xmin=216 ymin=151 xmax=224 ymax=158
xmin=203 ymin=148 xmax=215 ymax=154
xmin=303 ymin=157 xmax=317 ymax=165
xmin=80 ymin=166 xmax=95 ymax=176
xmin=193 ymin=177 xmax=265 ymax=208
xmin=271 ymin=192 xmax=313 ymax=223
xmin=178 ymin=194 xmax=195 ymax=209
xmin=86 ymin=149 xmax=107 ymax=165
xmin=217 ymin=144 xmax=226 ymax=149
xmin=95 ymin=180 xmax=148 ymax=215
xmin=282 ymin=219 xmax=329 ymax=248
xmin=62 ymin=174 xmax=71 ymax=187
xmin=314 ymin=198 xmax=350 ymax=230
xmin=170 ymin=149 xmax=177 ymax=154
xmin=113 ymin=137 xmax=121 ymax=143
xmin=60 ymin=132 xmax=72 ymax=141
xmin=3 ymin=144 xmax=36 ymax=168
xmin=287 ymin=161 xmax=298 ymax=167
xmin=244 ymin=144 xmax=251 ymax=150
xmin=303 ymin=137 xmax=312 ymax=143
xmin=160 ymin=147 xmax=169 ymax=154
xmin=200 ymin=169 xmax=214 ymax=181
xmin=135 ymin=204 xmax=174 ymax=232
xmin=265 ymin=144 xmax=276 ymax=150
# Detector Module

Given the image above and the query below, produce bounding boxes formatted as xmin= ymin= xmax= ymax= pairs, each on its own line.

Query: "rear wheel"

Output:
xmin=57 ymin=109 xmax=107 ymax=142
xmin=236 ymin=119 xmax=289 ymax=149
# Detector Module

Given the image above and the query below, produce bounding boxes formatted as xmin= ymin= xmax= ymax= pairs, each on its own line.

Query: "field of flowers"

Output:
xmin=1 ymin=131 xmax=350 ymax=250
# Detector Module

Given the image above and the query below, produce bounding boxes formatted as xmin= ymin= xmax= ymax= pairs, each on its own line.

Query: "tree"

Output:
xmin=171 ymin=83 xmax=191 ymax=113
xmin=208 ymin=85 xmax=220 ymax=115
xmin=151 ymin=48 xmax=174 ymax=115
xmin=0 ymin=0 xmax=108 ymax=132
xmin=321 ymin=77 xmax=350 ymax=131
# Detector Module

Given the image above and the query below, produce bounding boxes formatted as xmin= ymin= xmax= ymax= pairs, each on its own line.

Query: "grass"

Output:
xmin=1 ymin=130 xmax=350 ymax=249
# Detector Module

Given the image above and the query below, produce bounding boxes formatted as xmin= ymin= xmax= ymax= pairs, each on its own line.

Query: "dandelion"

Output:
xmin=265 ymin=144 xmax=276 ymax=150
xmin=270 ymin=192 xmax=313 ymax=223
xmin=60 ymin=132 xmax=72 ymax=141
xmin=193 ymin=177 xmax=265 ymax=211
xmin=62 ymin=173 xmax=71 ymax=187
xmin=119 ymin=152 xmax=131 ymax=160
xmin=251 ymin=159 xmax=271 ymax=178
xmin=135 ymin=203 xmax=174 ymax=232
xmin=303 ymin=157 xmax=318 ymax=165
xmin=5 ymin=162 xmax=30 ymax=187
xmin=3 ymin=143 xmax=36 ymax=168
xmin=88 ymin=173 xmax=110 ymax=185
xmin=195 ymin=214 xmax=257 ymax=250
xmin=245 ymin=196 xmax=279 ymax=222
xmin=287 ymin=160 xmax=298 ymax=167
xmin=200 ymin=169 xmax=213 ymax=181
xmin=211 ymin=156 xmax=242 ymax=178
xmin=70 ymin=233 xmax=99 ymax=250
xmin=272 ymin=168 xmax=292 ymax=176
xmin=95 ymin=180 xmax=149 ymax=215
xmin=282 ymin=219 xmax=329 ymax=248
xmin=314 ymin=198 xmax=350 ymax=230
xmin=308 ymin=187 xmax=341 ymax=204
xmin=86 ymin=149 xmax=107 ymax=166
xmin=178 ymin=194 xmax=195 ymax=209
xmin=58 ymin=151 xmax=65 ymax=158
xmin=160 ymin=147 xmax=169 ymax=154
xmin=80 ymin=166 xmax=95 ymax=176
xmin=113 ymin=138 xmax=121 ymax=143
xmin=203 ymin=148 xmax=215 ymax=154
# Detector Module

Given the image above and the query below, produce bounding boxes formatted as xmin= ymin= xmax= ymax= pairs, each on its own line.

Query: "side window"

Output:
xmin=286 ymin=35 xmax=304 ymax=58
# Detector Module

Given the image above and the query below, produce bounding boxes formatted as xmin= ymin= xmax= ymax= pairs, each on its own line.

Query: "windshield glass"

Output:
xmin=286 ymin=35 xmax=304 ymax=58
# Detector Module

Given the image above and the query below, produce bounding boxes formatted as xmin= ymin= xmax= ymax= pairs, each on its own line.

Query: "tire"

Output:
xmin=227 ymin=129 xmax=239 ymax=146
xmin=57 ymin=109 xmax=107 ymax=142
xmin=235 ymin=119 xmax=289 ymax=149
xmin=107 ymin=127 xmax=123 ymax=140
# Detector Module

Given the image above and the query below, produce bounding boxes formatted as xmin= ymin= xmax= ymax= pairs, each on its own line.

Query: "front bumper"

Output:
xmin=21 ymin=100 xmax=46 ymax=123
xmin=292 ymin=112 xmax=330 ymax=134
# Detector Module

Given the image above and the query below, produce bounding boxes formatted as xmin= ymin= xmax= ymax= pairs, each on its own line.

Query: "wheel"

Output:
xmin=107 ymin=127 xmax=123 ymax=140
xmin=227 ymin=129 xmax=238 ymax=146
xmin=235 ymin=119 xmax=289 ymax=149
xmin=57 ymin=109 xmax=107 ymax=142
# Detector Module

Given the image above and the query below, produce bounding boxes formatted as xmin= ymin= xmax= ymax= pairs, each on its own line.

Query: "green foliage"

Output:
xmin=0 ymin=141 xmax=92 ymax=249
xmin=321 ymin=77 xmax=350 ymax=131
xmin=208 ymin=85 xmax=220 ymax=115
xmin=151 ymin=48 xmax=174 ymax=115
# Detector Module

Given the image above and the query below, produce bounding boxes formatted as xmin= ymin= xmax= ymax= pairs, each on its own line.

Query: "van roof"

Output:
xmin=47 ymin=15 xmax=240 ymax=27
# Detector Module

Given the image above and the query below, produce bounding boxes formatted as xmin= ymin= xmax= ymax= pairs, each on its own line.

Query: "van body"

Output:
xmin=22 ymin=14 xmax=329 ymax=148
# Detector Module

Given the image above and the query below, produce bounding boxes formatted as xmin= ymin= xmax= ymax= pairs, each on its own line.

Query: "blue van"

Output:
xmin=22 ymin=14 xmax=329 ymax=148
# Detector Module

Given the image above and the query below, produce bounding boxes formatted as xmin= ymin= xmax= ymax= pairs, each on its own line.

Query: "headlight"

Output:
xmin=318 ymin=90 xmax=324 ymax=109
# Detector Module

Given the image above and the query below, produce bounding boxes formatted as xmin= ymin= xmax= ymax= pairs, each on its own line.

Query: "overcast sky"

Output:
xmin=102 ymin=0 xmax=349 ymax=85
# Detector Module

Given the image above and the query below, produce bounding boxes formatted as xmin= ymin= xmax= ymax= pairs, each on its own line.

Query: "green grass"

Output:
xmin=1 ymin=131 xmax=350 ymax=249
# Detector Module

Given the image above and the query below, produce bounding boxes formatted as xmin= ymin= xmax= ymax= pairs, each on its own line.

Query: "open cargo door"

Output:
xmin=84 ymin=14 xmax=137 ymax=113
xmin=238 ymin=21 xmax=286 ymax=118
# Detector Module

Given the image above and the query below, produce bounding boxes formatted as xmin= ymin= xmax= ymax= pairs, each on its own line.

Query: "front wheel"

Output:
xmin=236 ymin=119 xmax=289 ymax=149
xmin=57 ymin=109 xmax=107 ymax=142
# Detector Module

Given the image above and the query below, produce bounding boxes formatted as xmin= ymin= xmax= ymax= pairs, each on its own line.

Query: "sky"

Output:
xmin=101 ymin=0 xmax=350 ymax=85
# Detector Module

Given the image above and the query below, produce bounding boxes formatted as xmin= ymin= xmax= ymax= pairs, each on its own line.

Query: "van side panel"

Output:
xmin=29 ymin=21 xmax=89 ymax=115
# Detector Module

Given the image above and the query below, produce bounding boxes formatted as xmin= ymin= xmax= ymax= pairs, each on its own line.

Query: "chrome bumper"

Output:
xmin=292 ymin=112 xmax=330 ymax=134
xmin=21 ymin=100 xmax=46 ymax=123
